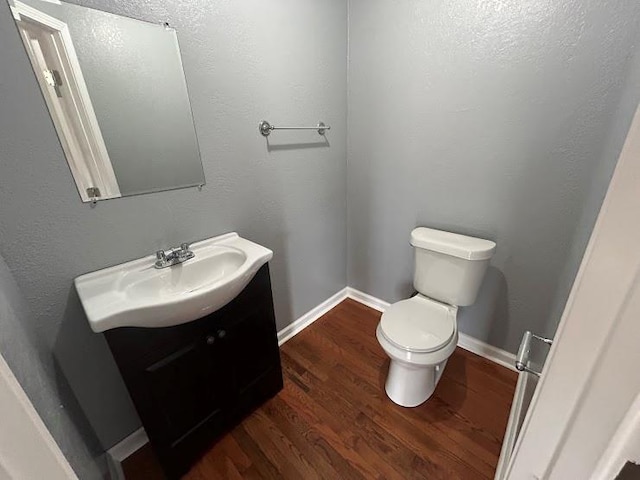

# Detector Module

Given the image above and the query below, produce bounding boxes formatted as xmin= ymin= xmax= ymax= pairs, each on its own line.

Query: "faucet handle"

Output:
xmin=156 ymin=250 xmax=167 ymax=266
xmin=176 ymin=243 xmax=194 ymax=260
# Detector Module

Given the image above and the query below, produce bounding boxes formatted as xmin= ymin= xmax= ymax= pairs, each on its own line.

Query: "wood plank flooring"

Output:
xmin=125 ymin=299 xmax=517 ymax=479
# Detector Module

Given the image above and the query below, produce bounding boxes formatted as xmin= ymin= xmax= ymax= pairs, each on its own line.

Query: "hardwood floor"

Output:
xmin=125 ymin=299 xmax=517 ymax=479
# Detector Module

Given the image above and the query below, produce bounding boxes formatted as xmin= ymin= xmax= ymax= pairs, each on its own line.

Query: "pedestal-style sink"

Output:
xmin=75 ymin=232 xmax=273 ymax=332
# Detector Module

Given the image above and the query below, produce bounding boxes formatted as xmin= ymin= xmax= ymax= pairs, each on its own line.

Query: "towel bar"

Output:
xmin=259 ymin=120 xmax=330 ymax=137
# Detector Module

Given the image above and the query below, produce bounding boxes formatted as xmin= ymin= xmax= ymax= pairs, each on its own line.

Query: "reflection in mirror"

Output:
xmin=8 ymin=0 xmax=205 ymax=202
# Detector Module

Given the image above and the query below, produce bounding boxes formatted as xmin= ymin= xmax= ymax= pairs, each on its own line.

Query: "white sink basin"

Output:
xmin=75 ymin=233 xmax=273 ymax=332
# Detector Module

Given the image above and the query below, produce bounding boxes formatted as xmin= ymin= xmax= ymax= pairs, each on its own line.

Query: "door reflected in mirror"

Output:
xmin=9 ymin=0 xmax=205 ymax=202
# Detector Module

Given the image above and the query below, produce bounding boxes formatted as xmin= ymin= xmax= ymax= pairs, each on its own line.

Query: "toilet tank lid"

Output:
xmin=410 ymin=227 xmax=496 ymax=260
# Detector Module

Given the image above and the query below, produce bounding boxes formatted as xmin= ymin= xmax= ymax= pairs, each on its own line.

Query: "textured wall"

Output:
xmin=347 ymin=0 xmax=640 ymax=354
xmin=542 ymin=47 xmax=640 ymax=341
xmin=3 ymin=0 xmax=640 ymax=477
xmin=0 ymin=0 xmax=347 ymax=461
xmin=0 ymin=255 xmax=107 ymax=479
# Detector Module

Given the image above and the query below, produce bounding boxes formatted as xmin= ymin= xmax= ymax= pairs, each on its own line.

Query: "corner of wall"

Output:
xmin=345 ymin=0 xmax=352 ymax=288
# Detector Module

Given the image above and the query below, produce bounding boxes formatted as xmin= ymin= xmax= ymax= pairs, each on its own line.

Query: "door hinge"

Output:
xmin=515 ymin=330 xmax=553 ymax=376
xmin=43 ymin=69 xmax=63 ymax=97
xmin=87 ymin=187 xmax=101 ymax=199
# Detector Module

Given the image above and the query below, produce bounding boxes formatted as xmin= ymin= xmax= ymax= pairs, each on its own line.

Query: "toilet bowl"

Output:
xmin=377 ymin=227 xmax=496 ymax=407
xmin=377 ymin=294 xmax=459 ymax=406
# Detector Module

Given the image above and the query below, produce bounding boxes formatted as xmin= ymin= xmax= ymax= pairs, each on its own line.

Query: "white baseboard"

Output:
xmin=345 ymin=287 xmax=389 ymax=312
xmin=277 ymin=288 xmax=348 ymax=346
xmin=457 ymin=332 xmax=517 ymax=371
xmin=346 ymin=287 xmax=517 ymax=371
xmin=106 ymin=427 xmax=148 ymax=480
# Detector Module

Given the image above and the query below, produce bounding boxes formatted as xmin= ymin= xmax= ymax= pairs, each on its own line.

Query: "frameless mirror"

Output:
xmin=8 ymin=0 xmax=205 ymax=202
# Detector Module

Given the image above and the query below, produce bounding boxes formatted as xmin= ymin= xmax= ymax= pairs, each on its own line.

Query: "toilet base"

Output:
xmin=384 ymin=359 xmax=448 ymax=407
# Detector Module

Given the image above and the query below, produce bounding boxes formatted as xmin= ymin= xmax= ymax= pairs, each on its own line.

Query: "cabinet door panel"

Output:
xmin=228 ymin=308 xmax=280 ymax=394
xmin=143 ymin=339 xmax=226 ymax=443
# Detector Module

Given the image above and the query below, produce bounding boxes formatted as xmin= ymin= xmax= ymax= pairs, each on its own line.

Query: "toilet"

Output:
xmin=376 ymin=227 xmax=496 ymax=407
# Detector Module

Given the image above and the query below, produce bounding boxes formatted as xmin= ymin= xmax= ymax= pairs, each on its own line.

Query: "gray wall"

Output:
xmin=3 ymin=0 xmax=640 ymax=477
xmin=347 ymin=0 xmax=640 ymax=354
xmin=0 ymin=0 xmax=347 ymax=466
xmin=0 ymin=254 xmax=107 ymax=479
xmin=543 ymin=48 xmax=640 ymax=341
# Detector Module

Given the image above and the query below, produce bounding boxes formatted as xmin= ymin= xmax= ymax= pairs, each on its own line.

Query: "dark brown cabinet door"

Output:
xmin=141 ymin=335 xmax=228 ymax=445
xmin=105 ymin=265 xmax=283 ymax=479
xmin=226 ymin=307 xmax=280 ymax=395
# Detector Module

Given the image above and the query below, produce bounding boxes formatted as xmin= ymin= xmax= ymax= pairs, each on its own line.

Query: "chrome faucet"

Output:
xmin=155 ymin=243 xmax=195 ymax=269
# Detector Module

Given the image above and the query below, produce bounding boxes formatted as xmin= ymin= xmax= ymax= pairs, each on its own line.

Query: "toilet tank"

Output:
xmin=410 ymin=227 xmax=496 ymax=307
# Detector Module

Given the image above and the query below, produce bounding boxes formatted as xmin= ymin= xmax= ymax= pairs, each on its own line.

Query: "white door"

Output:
xmin=0 ymin=352 xmax=76 ymax=480
xmin=505 ymin=103 xmax=640 ymax=479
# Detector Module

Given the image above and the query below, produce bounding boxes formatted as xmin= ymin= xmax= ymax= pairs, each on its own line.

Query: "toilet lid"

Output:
xmin=380 ymin=296 xmax=456 ymax=353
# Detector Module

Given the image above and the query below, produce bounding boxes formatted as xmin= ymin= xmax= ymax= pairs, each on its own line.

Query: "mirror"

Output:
xmin=8 ymin=0 xmax=205 ymax=202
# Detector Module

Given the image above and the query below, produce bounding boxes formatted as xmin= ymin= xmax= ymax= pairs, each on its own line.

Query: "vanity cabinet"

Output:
xmin=104 ymin=264 xmax=283 ymax=479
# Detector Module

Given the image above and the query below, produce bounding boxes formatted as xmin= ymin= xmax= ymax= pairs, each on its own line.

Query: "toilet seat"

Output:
xmin=380 ymin=295 xmax=457 ymax=353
